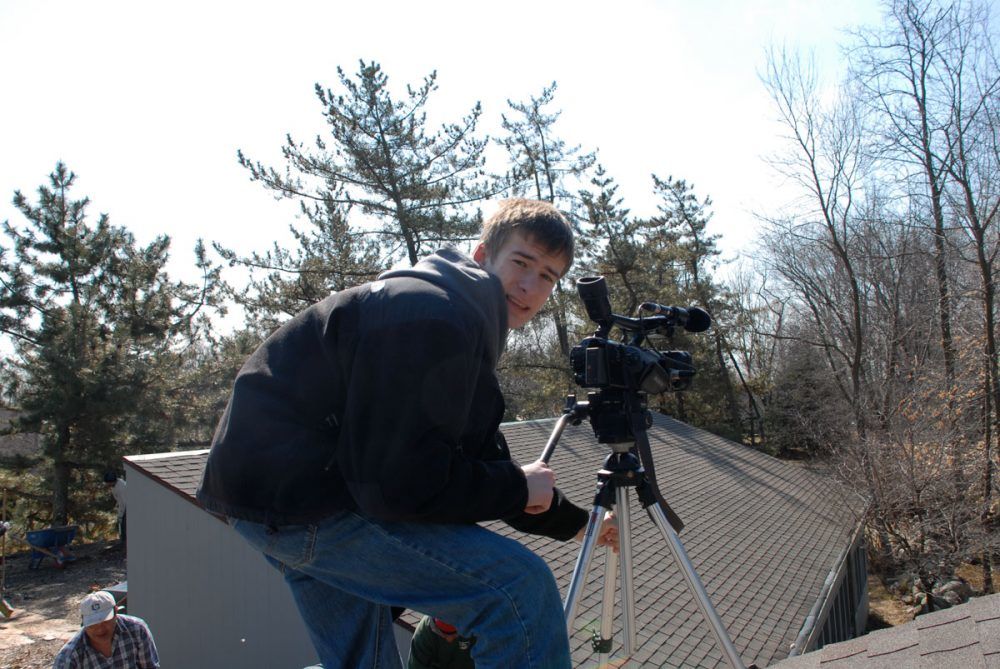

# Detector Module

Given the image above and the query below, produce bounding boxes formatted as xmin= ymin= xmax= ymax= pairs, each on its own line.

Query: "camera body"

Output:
xmin=571 ymin=275 xmax=705 ymax=397
xmin=570 ymin=337 xmax=695 ymax=394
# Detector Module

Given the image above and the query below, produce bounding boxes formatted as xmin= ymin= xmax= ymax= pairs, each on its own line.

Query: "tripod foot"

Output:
xmin=590 ymin=629 xmax=613 ymax=654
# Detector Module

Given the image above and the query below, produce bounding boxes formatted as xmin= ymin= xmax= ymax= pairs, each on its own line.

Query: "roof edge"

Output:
xmin=125 ymin=449 xmax=210 ymax=463
xmin=123 ymin=451 xmax=227 ymax=526
xmin=789 ymin=514 xmax=867 ymax=656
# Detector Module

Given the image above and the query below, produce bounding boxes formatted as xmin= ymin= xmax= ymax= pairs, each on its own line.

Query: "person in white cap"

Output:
xmin=53 ymin=590 xmax=159 ymax=668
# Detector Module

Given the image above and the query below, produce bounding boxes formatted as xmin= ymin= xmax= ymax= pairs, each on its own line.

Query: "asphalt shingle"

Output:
xmin=770 ymin=592 xmax=1000 ymax=668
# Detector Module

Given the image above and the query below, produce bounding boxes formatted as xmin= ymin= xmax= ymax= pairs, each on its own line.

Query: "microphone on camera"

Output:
xmin=638 ymin=303 xmax=712 ymax=333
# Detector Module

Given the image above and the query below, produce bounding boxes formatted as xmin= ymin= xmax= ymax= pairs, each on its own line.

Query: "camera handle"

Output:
xmin=540 ymin=395 xmax=750 ymax=669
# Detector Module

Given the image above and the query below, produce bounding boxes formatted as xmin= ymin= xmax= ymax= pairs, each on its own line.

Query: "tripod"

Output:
xmin=540 ymin=393 xmax=749 ymax=669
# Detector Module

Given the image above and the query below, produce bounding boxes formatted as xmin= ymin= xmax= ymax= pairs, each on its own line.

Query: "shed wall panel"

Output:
xmin=125 ymin=463 xmax=319 ymax=669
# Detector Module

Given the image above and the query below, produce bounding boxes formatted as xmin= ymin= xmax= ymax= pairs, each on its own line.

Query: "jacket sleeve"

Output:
xmin=488 ymin=431 xmax=588 ymax=540
xmin=504 ymin=487 xmax=589 ymax=541
xmin=336 ymin=315 xmax=528 ymax=523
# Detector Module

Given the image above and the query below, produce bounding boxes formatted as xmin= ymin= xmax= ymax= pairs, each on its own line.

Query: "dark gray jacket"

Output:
xmin=197 ymin=248 xmax=586 ymax=538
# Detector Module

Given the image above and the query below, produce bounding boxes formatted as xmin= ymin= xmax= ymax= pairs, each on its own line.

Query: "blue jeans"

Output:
xmin=231 ymin=511 xmax=570 ymax=669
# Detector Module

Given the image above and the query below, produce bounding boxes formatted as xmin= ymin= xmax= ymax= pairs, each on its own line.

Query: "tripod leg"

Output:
xmin=595 ymin=542 xmax=618 ymax=665
xmin=562 ymin=503 xmax=607 ymax=637
xmin=646 ymin=503 xmax=747 ymax=669
xmin=616 ymin=487 xmax=638 ymax=656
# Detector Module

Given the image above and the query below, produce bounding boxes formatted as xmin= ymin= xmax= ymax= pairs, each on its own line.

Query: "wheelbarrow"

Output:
xmin=104 ymin=580 xmax=127 ymax=614
xmin=26 ymin=525 xmax=79 ymax=569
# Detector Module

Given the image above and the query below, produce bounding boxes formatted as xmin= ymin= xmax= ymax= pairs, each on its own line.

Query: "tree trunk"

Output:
xmin=674 ymin=393 xmax=688 ymax=423
xmin=552 ymin=282 xmax=570 ymax=358
xmin=48 ymin=420 xmax=75 ymax=525
xmin=714 ymin=332 xmax=742 ymax=434
xmin=51 ymin=459 xmax=71 ymax=526
xmin=932 ymin=199 xmax=957 ymax=398
xmin=978 ymin=245 xmax=997 ymax=594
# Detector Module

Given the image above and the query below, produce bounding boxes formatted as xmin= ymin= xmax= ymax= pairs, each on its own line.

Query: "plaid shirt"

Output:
xmin=53 ymin=614 xmax=159 ymax=669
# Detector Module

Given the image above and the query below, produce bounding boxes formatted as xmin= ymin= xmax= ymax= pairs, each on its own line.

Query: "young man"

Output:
xmin=197 ymin=199 xmax=615 ymax=668
xmin=53 ymin=591 xmax=159 ymax=669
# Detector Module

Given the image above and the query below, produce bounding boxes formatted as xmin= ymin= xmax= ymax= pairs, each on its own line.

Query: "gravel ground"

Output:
xmin=0 ymin=540 xmax=126 ymax=669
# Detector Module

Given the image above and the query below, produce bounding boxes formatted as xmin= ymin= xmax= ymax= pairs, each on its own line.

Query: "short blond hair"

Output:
xmin=480 ymin=199 xmax=574 ymax=275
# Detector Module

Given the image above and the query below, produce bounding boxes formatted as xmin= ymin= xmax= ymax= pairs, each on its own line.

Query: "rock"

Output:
xmin=893 ymin=575 xmax=914 ymax=595
xmin=933 ymin=579 xmax=973 ymax=603
xmin=939 ymin=590 xmax=964 ymax=606
xmin=929 ymin=594 xmax=952 ymax=610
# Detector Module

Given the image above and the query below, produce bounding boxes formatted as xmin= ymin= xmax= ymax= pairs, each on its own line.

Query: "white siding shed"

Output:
xmin=124 ymin=451 xmax=411 ymax=668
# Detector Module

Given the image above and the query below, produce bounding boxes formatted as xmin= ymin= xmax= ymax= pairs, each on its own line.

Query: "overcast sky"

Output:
xmin=0 ymin=0 xmax=886 ymax=288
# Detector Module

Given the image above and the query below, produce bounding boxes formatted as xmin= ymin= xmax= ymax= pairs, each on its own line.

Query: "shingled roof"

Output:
xmin=126 ymin=412 xmax=865 ymax=668
xmin=769 ymin=591 xmax=1000 ymax=668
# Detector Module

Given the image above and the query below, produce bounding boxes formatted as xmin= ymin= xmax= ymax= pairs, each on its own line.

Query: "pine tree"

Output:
xmin=499 ymin=81 xmax=596 ymax=204
xmin=577 ymin=166 xmax=648 ymax=314
xmin=215 ymin=192 xmax=383 ymax=333
xmin=648 ymin=175 xmax=741 ymax=438
xmin=498 ymin=82 xmax=597 ymax=359
xmin=238 ymin=60 xmax=503 ymax=268
xmin=0 ymin=163 xmax=222 ymax=523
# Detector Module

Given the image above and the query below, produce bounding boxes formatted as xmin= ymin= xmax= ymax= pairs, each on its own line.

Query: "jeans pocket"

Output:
xmin=264 ymin=524 xmax=318 ymax=569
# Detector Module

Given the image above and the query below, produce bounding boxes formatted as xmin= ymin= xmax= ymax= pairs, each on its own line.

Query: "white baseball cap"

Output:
xmin=80 ymin=591 xmax=116 ymax=627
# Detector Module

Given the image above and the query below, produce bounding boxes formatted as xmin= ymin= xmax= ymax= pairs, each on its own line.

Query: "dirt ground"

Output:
xmin=0 ymin=540 xmax=126 ymax=669
xmin=866 ymin=575 xmax=913 ymax=627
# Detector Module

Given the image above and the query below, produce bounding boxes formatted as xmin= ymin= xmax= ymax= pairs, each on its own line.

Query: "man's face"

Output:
xmin=474 ymin=231 xmax=568 ymax=329
xmin=84 ymin=617 xmax=116 ymax=646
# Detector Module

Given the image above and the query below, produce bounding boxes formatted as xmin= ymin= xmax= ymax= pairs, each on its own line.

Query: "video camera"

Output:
xmin=570 ymin=276 xmax=710 ymax=395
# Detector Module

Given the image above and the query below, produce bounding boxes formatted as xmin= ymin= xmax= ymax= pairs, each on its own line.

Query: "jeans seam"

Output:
xmin=371 ymin=608 xmax=383 ymax=669
xmin=304 ymin=524 xmax=318 ymax=565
